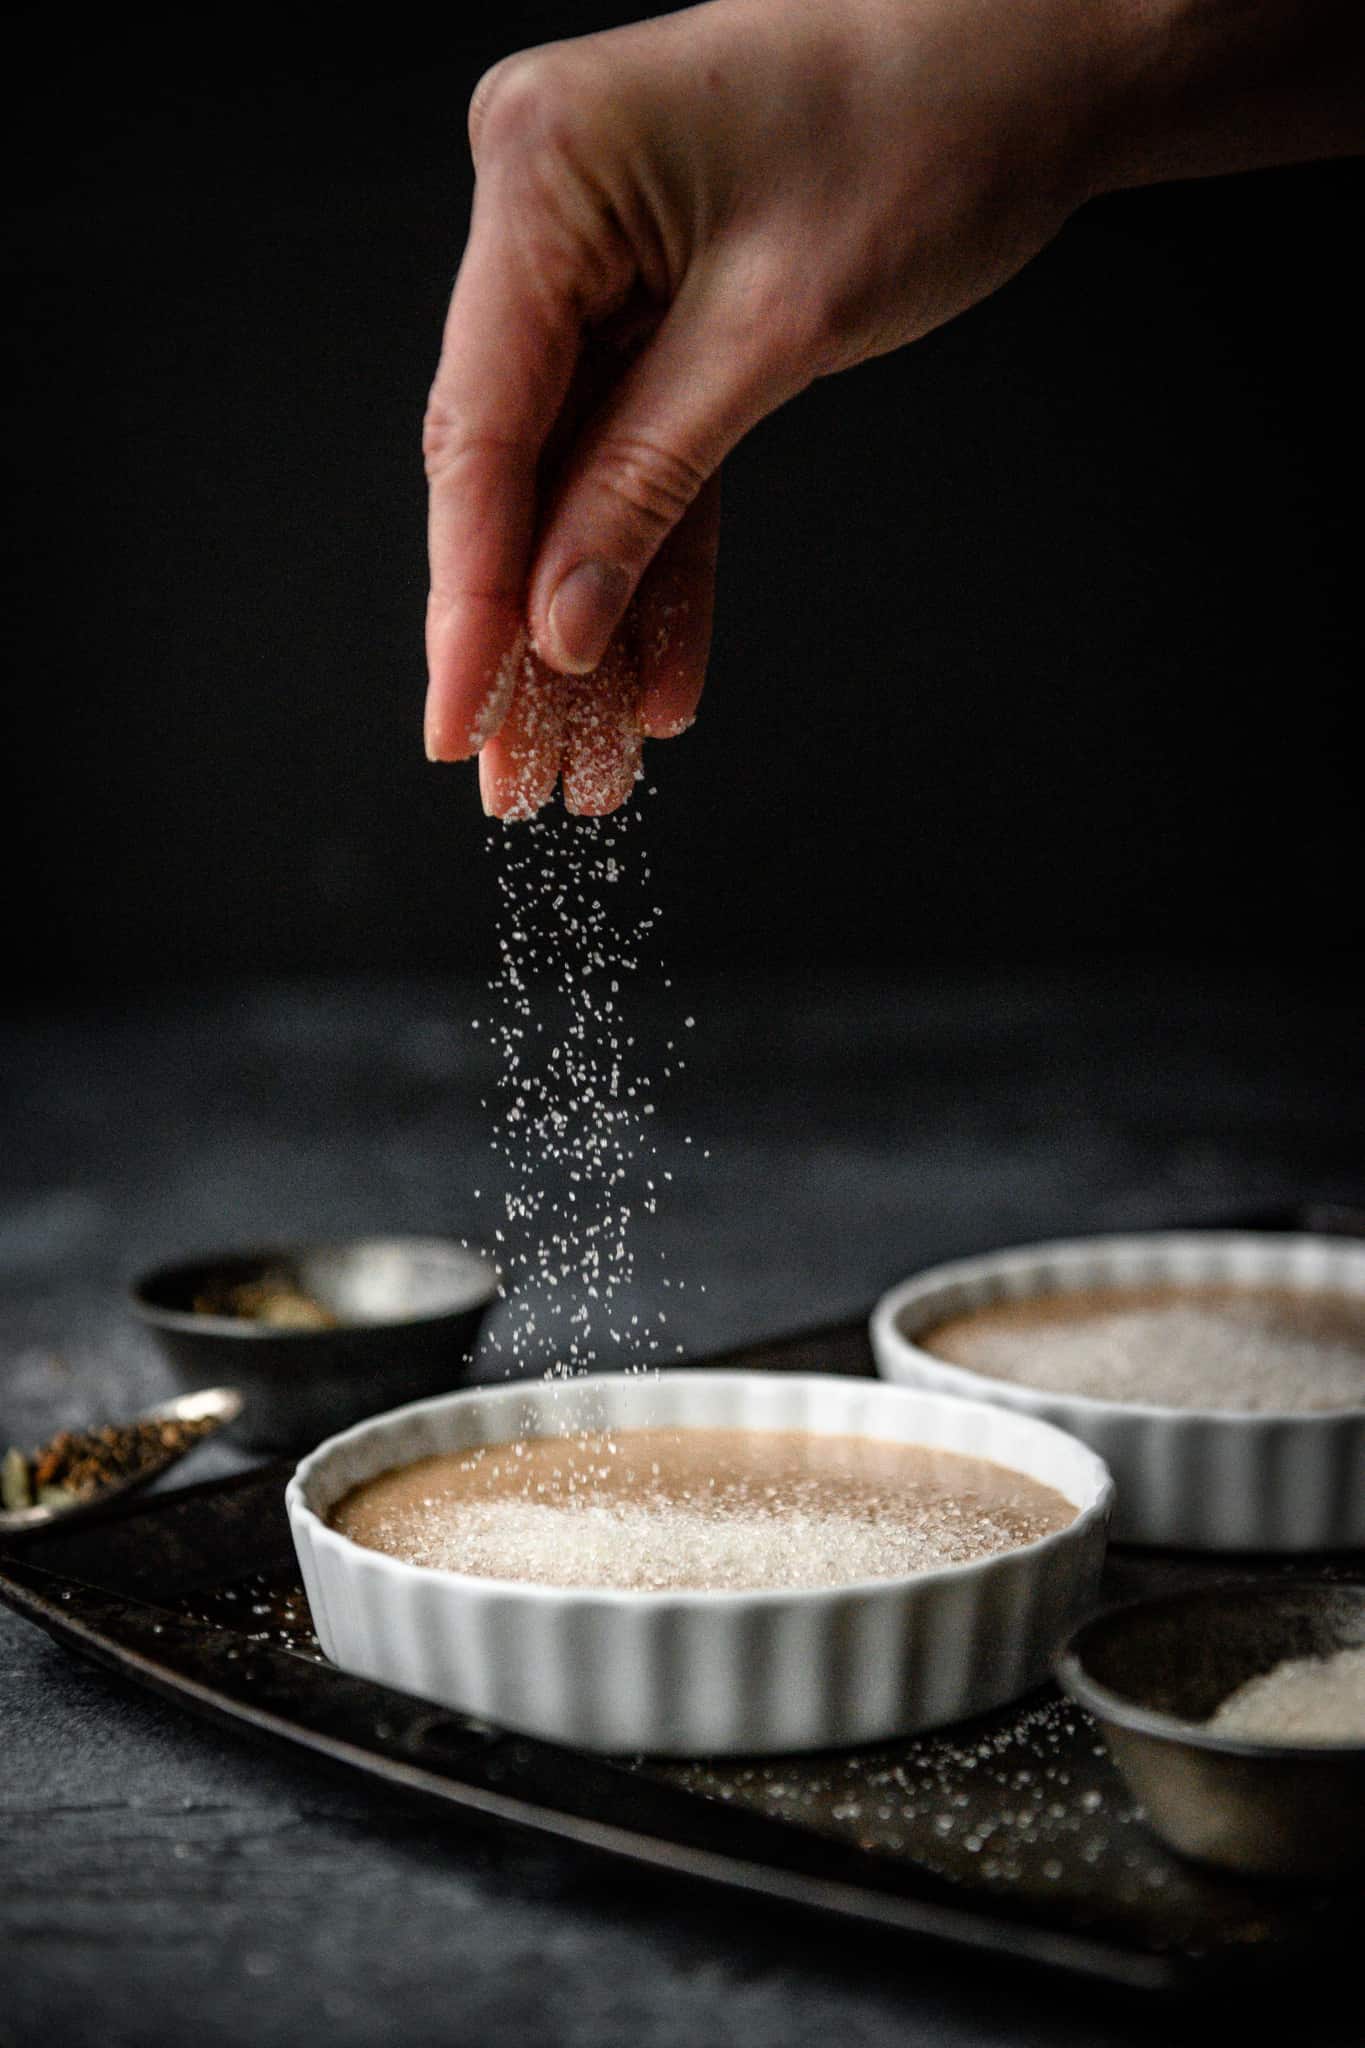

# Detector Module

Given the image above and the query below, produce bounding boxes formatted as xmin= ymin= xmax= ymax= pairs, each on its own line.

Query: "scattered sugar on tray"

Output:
xmin=655 ymin=1691 xmax=1180 ymax=1907
xmin=173 ymin=1558 xmax=1193 ymax=1923
xmin=1207 ymin=1644 xmax=1365 ymax=1743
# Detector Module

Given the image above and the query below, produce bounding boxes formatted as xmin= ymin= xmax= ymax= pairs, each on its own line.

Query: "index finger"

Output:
xmin=422 ymin=172 xmax=583 ymax=762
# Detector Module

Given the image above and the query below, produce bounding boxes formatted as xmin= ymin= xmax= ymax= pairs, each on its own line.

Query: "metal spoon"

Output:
xmin=0 ymin=1386 xmax=243 ymax=1538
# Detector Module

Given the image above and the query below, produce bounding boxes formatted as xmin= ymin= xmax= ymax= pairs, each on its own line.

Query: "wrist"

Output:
xmin=1081 ymin=0 xmax=1365 ymax=197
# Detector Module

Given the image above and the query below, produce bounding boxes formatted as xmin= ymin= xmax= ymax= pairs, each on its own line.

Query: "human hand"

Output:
xmin=422 ymin=0 xmax=1364 ymax=818
xmin=423 ymin=0 xmax=1114 ymax=815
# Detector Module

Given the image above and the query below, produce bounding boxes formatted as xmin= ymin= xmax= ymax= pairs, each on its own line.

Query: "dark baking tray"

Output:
xmin=5 ymin=1278 xmax=1365 ymax=1997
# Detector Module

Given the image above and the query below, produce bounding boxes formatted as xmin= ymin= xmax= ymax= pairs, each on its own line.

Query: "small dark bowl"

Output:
xmin=131 ymin=1237 xmax=499 ymax=1452
xmin=1057 ymin=1581 xmax=1365 ymax=1881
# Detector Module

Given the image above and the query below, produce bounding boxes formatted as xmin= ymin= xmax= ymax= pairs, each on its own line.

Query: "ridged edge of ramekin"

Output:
xmin=286 ymin=1370 xmax=1111 ymax=1756
xmin=871 ymin=1233 xmax=1365 ymax=1552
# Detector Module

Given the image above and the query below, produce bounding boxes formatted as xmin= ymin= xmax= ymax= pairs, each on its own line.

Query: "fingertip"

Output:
xmin=476 ymin=653 xmax=567 ymax=819
xmin=424 ymin=710 xmax=477 ymax=764
xmin=561 ymin=735 xmax=642 ymax=815
xmin=425 ymin=606 xmax=527 ymax=760
xmin=638 ymin=701 xmax=697 ymax=741
xmin=630 ymin=478 xmax=717 ymax=745
xmin=559 ymin=638 xmax=643 ymax=816
xmin=478 ymin=743 xmax=549 ymax=821
xmin=634 ymin=587 xmax=710 ymax=741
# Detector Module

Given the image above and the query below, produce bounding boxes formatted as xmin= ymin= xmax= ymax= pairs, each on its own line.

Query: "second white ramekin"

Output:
xmin=287 ymin=1370 xmax=1111 ymax=1756
xmin=871 ymin=1232 xmax=1365 ymax=1552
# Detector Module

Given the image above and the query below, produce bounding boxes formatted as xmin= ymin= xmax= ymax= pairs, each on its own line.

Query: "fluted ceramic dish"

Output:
xmin=871 ymin=1232 xmax=1365 ymax=1551
xmin=287 ymin=1371 xmax=1112 ymax=1756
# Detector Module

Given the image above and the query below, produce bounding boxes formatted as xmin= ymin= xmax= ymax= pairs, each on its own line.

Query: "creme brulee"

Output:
xmin=915 ymin=1284 xmax=1365 ymax=1412
xmin=328 ymin=1425 xmax=1074 ymax=1592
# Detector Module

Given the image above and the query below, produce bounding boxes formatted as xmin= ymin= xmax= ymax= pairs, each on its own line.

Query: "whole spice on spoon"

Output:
xmin=1 ymin=1414 xmax=218 ymax=1513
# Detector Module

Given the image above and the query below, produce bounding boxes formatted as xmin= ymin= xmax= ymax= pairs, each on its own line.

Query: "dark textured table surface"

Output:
xmin=3 ymin=964 xmax=1363 ymax=2046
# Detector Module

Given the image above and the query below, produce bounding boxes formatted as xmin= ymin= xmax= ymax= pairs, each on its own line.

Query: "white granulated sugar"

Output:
xmin=476 ymin=794 xmax=695 ymax=1378
xmin=658 ymin=1693 xmax=1167 ymax=1900
xmin=364 ymin=1495 xmax=1027 ymax=1592
xmin=1207 ymin=1644 xmax=1365 ymax=1743
xmin=939 ymin=1303 xmax=1365 ymax=1411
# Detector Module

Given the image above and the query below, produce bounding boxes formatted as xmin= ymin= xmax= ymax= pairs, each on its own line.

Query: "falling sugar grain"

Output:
xmin=473 ymin=796 xmax=698 ymax=1380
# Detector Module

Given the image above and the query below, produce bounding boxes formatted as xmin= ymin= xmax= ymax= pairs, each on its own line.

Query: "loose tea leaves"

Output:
xmin=1 ymin=1414 xmax=218 ymax=1514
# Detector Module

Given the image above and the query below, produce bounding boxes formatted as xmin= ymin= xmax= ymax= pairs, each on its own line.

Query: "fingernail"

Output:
xmin=546 ymin=560 xmax=630 ymax=675
xmin=424 ymin=700 xmax=442 ymax=761
xmin=641 ymin=703 xmax=696 ymax=739
xmin=479 ymin=749 xmax=544 ymax=822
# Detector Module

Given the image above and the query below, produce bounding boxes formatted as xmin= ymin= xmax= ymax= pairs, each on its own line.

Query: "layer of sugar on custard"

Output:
xmin=329 ymin=1426 xmax=1074 ymax=1592
xmin=917 ymin=1284 xmax=1365 ymax=1412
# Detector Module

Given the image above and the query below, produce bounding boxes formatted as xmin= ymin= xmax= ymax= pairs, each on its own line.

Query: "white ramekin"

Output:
xmin=287 ymin=1370 xmax=1111 ymax=1756
xmin=871 ymin=1233 xmax=1365 ymax=1553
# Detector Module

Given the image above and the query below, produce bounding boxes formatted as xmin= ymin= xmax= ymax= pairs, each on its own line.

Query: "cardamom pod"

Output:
xmin=2 ymin=1447 xmax=34 ymax=1511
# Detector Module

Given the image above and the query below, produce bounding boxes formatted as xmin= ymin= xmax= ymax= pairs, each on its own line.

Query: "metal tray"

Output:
xmin=3 ymin=1311 xmax=1363 ymax=1997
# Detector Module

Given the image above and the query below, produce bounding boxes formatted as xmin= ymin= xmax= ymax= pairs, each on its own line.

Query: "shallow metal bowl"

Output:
xmin=131 ymin=1237 xmax=499 ymax=1452
xmin=1056 ymin=1581 xmax=1365 ymax=1880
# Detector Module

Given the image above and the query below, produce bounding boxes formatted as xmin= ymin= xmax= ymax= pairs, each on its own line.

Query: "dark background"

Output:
xmin=4 ymin=20 xmax=1364 ymax=2040
xmin=5 ymin=1 xmax=1362 ymax=987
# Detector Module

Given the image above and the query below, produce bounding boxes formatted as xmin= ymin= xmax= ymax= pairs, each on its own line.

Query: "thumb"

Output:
xmin=528 ymin=268 xmax=814 ymax=675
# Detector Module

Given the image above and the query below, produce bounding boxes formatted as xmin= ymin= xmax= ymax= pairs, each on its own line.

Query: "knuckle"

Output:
xmin=793 ymin=220 xmax=916 ymax=376
xmin=751 ymin=266 xmax=837 ymax=373
xmin=709 ymin=244 xmax=834 ymax=388
xmin=467 ymin=52 xmax=533 ymax=153
xmin=421 ymin=391 xmax=463 ymax=484
xmin=467 ymin=56 xmax=510 ymax=146
xmin=806 ymin=275 xmax=887 ymax=376
xmin=467 ymin=46 xmax=585 ymax=163
xmin=421 ymin=394 xmax=528 ymax=489
xmin=467 ymin=46 xmax=630 ymax=317
xmin=590 ymin=435 xmax=707 ymax=537
xmin=421 ymin=389 xmax=456 ymax=480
